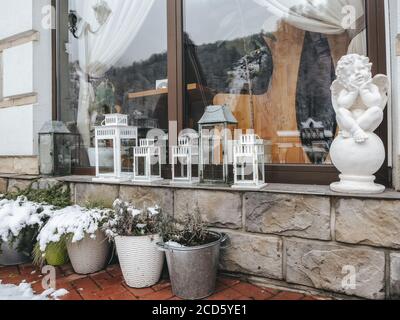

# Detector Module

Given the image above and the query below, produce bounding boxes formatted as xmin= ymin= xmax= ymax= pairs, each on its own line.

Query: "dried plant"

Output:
xmin=102 ymin=200 xmax=164 ymax=238
xmin=164 ymin=205 xmax=218 ymax=247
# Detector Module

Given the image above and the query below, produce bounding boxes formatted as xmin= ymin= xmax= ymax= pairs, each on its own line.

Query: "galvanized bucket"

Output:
xmin=0 ymin=241 xmax=31 ymax=266
xmin=157 ymin=232 xmax=228 ymax=300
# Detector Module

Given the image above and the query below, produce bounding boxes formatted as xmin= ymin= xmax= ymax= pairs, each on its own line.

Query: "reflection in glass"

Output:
xmin=60 ymin=0 xmax=168 ymax=169
xmin=183 ymin=0 xmax=366 ymax=165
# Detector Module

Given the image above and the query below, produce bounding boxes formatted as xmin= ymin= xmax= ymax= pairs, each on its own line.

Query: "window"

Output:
xmin=58 ymin=0 xmax=168 ymax=171
xmin=183 ymin=0 xmax=366 ymax=166
xmin=56 ymin=0 xmax=388 ymax=185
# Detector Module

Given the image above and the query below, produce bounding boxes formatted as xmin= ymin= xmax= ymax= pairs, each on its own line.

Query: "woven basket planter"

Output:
xmin=67 ymin=230 xmax=110 ymax=275
xmin=115 ymin=234 xmax=164 ymax=288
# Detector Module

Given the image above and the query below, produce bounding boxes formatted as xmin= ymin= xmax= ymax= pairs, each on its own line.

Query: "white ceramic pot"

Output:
xmin=67 ymin=230 xmax=110 ymax=275
xmin=115 ymin=234 xmax=164 ymax=288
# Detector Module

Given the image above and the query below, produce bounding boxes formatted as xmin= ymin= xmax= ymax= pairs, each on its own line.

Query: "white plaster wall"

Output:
xmin=0 ymin=0 xmax=32 ymax=39
xmin=2 ymin=42 xmax=34 ymax=96
xmin=32 ymin=0 xmax=53 ymax=154
xmin=387 ymin=0 xmax=400 ymax=189
xmin=0 ymin=106 xmax=34 ymax=155
xmin=0 ymin=0 xmax=52 ymax=158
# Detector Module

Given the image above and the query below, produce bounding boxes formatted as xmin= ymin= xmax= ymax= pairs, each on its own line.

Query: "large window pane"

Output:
xmin=60 ymin=0 xmax=168 ymax=169
xmin=183 ymin=0 xmax=366 ymax=165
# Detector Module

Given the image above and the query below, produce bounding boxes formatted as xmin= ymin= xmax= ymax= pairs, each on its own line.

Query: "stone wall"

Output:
xmin=2 ymin=175 xmax=400 ymax=300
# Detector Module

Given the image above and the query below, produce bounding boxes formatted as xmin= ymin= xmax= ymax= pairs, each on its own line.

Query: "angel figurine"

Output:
xmin=329 ymin=54 xmax=390 ymax=194
xmin=331 ymin=54 xmax=389 ymax=143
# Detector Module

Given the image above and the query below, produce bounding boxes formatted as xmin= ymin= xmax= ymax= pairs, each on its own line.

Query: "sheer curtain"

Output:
xmin=253 ymin=0 xmax=366 ymax=54
xmin=74 ymin=0 xmax=155 ymax=147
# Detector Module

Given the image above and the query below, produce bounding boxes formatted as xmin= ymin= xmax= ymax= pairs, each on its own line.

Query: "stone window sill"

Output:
xmin=58 ymin=175 xmax=400 ymax=200
xmin=1 ymin=174 xmax=399 ymax=200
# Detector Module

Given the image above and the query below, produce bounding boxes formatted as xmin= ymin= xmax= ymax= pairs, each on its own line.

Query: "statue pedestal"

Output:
xmin=330 ymin=175 xmax=385 ymax=194
xmin=330 ymin=133 xmax=385 ymax=194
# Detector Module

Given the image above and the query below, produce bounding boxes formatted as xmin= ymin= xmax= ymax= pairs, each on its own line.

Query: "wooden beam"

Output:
xmin=0 ymin=30 xmax=40 ymax=51
xmin=127 ymin=83 xmax=199 ymax=100
xmin=0 ymin=93 xmax=38 ymax=109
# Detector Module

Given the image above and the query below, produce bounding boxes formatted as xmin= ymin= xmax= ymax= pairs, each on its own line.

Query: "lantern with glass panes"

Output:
xmin=93 ymin=114 xmax=138 ymax=182
xmin=39 ymin=121 xmax=74 ymax=176
xmin=198 ymin=105 xmax=238 ymax=184
xmin=171 ymin=133 xmax=199 ymax=184
xmin=232 ymin=134 xmax=267 ymax=190
xmin=133 ymin=139 xmax=163 ymax=182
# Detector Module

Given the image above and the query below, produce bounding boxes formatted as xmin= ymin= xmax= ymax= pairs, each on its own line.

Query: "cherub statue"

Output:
xmin=331 ymin=54 xmax=389 ymax=143
xmin=329 ymin=54 xmax=390 ymax=194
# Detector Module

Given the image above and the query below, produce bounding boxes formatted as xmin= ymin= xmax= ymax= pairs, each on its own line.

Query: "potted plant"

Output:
xmin=35 ymin=205 xmax=111 ymax=273
xmin=157 ymin=209 xmax=228 ymax=300
xmin=1 ymin=182 xmax=72 ymax=266
xmin=102 ymin=200 xmax=165 ymax=288
xmin=0 ymin=196 xmax=53 ymax=266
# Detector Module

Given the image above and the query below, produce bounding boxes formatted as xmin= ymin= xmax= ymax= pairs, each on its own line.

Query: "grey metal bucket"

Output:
xmin=0 ymin=241 xmax=31 ymax=266
xmin=157 ymin=232 xmax=228 ymax=300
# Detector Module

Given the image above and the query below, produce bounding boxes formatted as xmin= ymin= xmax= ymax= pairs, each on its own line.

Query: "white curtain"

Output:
xmin=253 ymin=0 xmax=366 ymax=55
xmin=74 ymin=0 xmax=155 ymax=147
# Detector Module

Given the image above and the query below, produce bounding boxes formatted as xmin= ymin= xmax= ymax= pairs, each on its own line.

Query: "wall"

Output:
xmin=0 ymin=0 xmax=52 ymax=174
xmin=2 ymin=175 xmax=399 ymax=300
xmin=388 ymin=0 xmax=400 ymax=189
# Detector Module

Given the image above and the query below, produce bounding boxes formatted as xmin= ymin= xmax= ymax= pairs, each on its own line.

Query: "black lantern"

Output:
xmin=38 ymin=121 xmax=73 ymax=176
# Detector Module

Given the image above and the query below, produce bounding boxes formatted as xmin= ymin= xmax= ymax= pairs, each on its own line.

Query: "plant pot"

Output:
xmin=115 ymin=234 xmax=164 ymax=288
xmin=0 ymin=241 xmax=31 ymax=266
xmin=67 ymin=230 xmax=110 ymax=275
xmin=45 ymin=242 xmax=69 ymax=267
xmin=157 ymin=232 xmax=228 ymax=300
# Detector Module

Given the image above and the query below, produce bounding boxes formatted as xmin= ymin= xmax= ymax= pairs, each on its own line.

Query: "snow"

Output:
xmin=165 ymin=241 xmax=186 ymax=248
xmin=37 ymin=205 xmax=111 ymax=252
xmin=0 ymin=197 xmax=53 ymax=242
xmin=0 ymin=281 xmax=68 ymax=300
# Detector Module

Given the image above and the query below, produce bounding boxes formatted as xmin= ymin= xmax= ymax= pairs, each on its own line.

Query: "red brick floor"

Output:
xmin=0 ymin=264 xmax=329 ymax=301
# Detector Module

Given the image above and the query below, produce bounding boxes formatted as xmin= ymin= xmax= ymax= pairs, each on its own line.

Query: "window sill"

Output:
xmin=51 ymin=175 xmax=400 ymax=201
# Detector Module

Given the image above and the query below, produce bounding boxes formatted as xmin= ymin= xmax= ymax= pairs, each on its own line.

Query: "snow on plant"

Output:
xmin=37 ymin=205 xmax=112 ymax=252
xmin=0 ymin=196 xmax=53 ymax=244
xmin=102 ymin=199 xmax=162 ymax=238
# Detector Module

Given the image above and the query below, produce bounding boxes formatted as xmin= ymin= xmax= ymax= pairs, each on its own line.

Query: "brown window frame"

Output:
xmin=54 ymin=0 xmax=389 ymax=185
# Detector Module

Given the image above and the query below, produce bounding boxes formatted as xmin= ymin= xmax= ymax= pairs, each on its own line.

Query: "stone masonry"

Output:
xmin=2 ymin=175 xmax=400 ymax=299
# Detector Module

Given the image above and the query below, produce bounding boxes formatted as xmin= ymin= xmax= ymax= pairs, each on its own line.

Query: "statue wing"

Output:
xmin=372 ymin=74 xmax=390 ymax=110
xmin=331 ymin=80 xmax=345 ymax=113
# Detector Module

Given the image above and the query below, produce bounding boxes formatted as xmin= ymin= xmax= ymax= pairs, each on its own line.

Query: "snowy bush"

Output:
xmin=37 ymin=205 xmax=112 ymax=252
xmin=0 ymin=196 xmax=53 ymax=252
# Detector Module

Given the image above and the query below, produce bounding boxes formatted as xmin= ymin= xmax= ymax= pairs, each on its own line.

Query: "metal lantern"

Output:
xmin=39 ymin=121 xmax=74 ymax=176
xmin=198 ymin=105 xmax=238 ymax=184
xmin=232 ymin=134 xmax=267 ymax=190
xmin=171 ymin=133 xmax=199 ymax=184
xmin=133 ymin=139 xmax=163 ymax=182
xmin=93 ymin=114 xmax=138 ymax=182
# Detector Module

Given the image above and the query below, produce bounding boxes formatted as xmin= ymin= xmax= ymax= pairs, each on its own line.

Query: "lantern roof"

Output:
xmin=39 ymin=121 xmax=70 ymax=134
xmin=198 ymin=105 xmax=238 ymax=125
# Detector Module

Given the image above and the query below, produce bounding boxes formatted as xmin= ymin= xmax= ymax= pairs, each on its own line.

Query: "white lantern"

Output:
xmin=133 ymin=139 xmax=163 ymax=182
xmin=232 ymin=134 xmax=267 ymax=190
xmin=93 ymin=114 xmax=138 ymax=183
xmin=171 ymin=134 xmax=199 ymax=184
